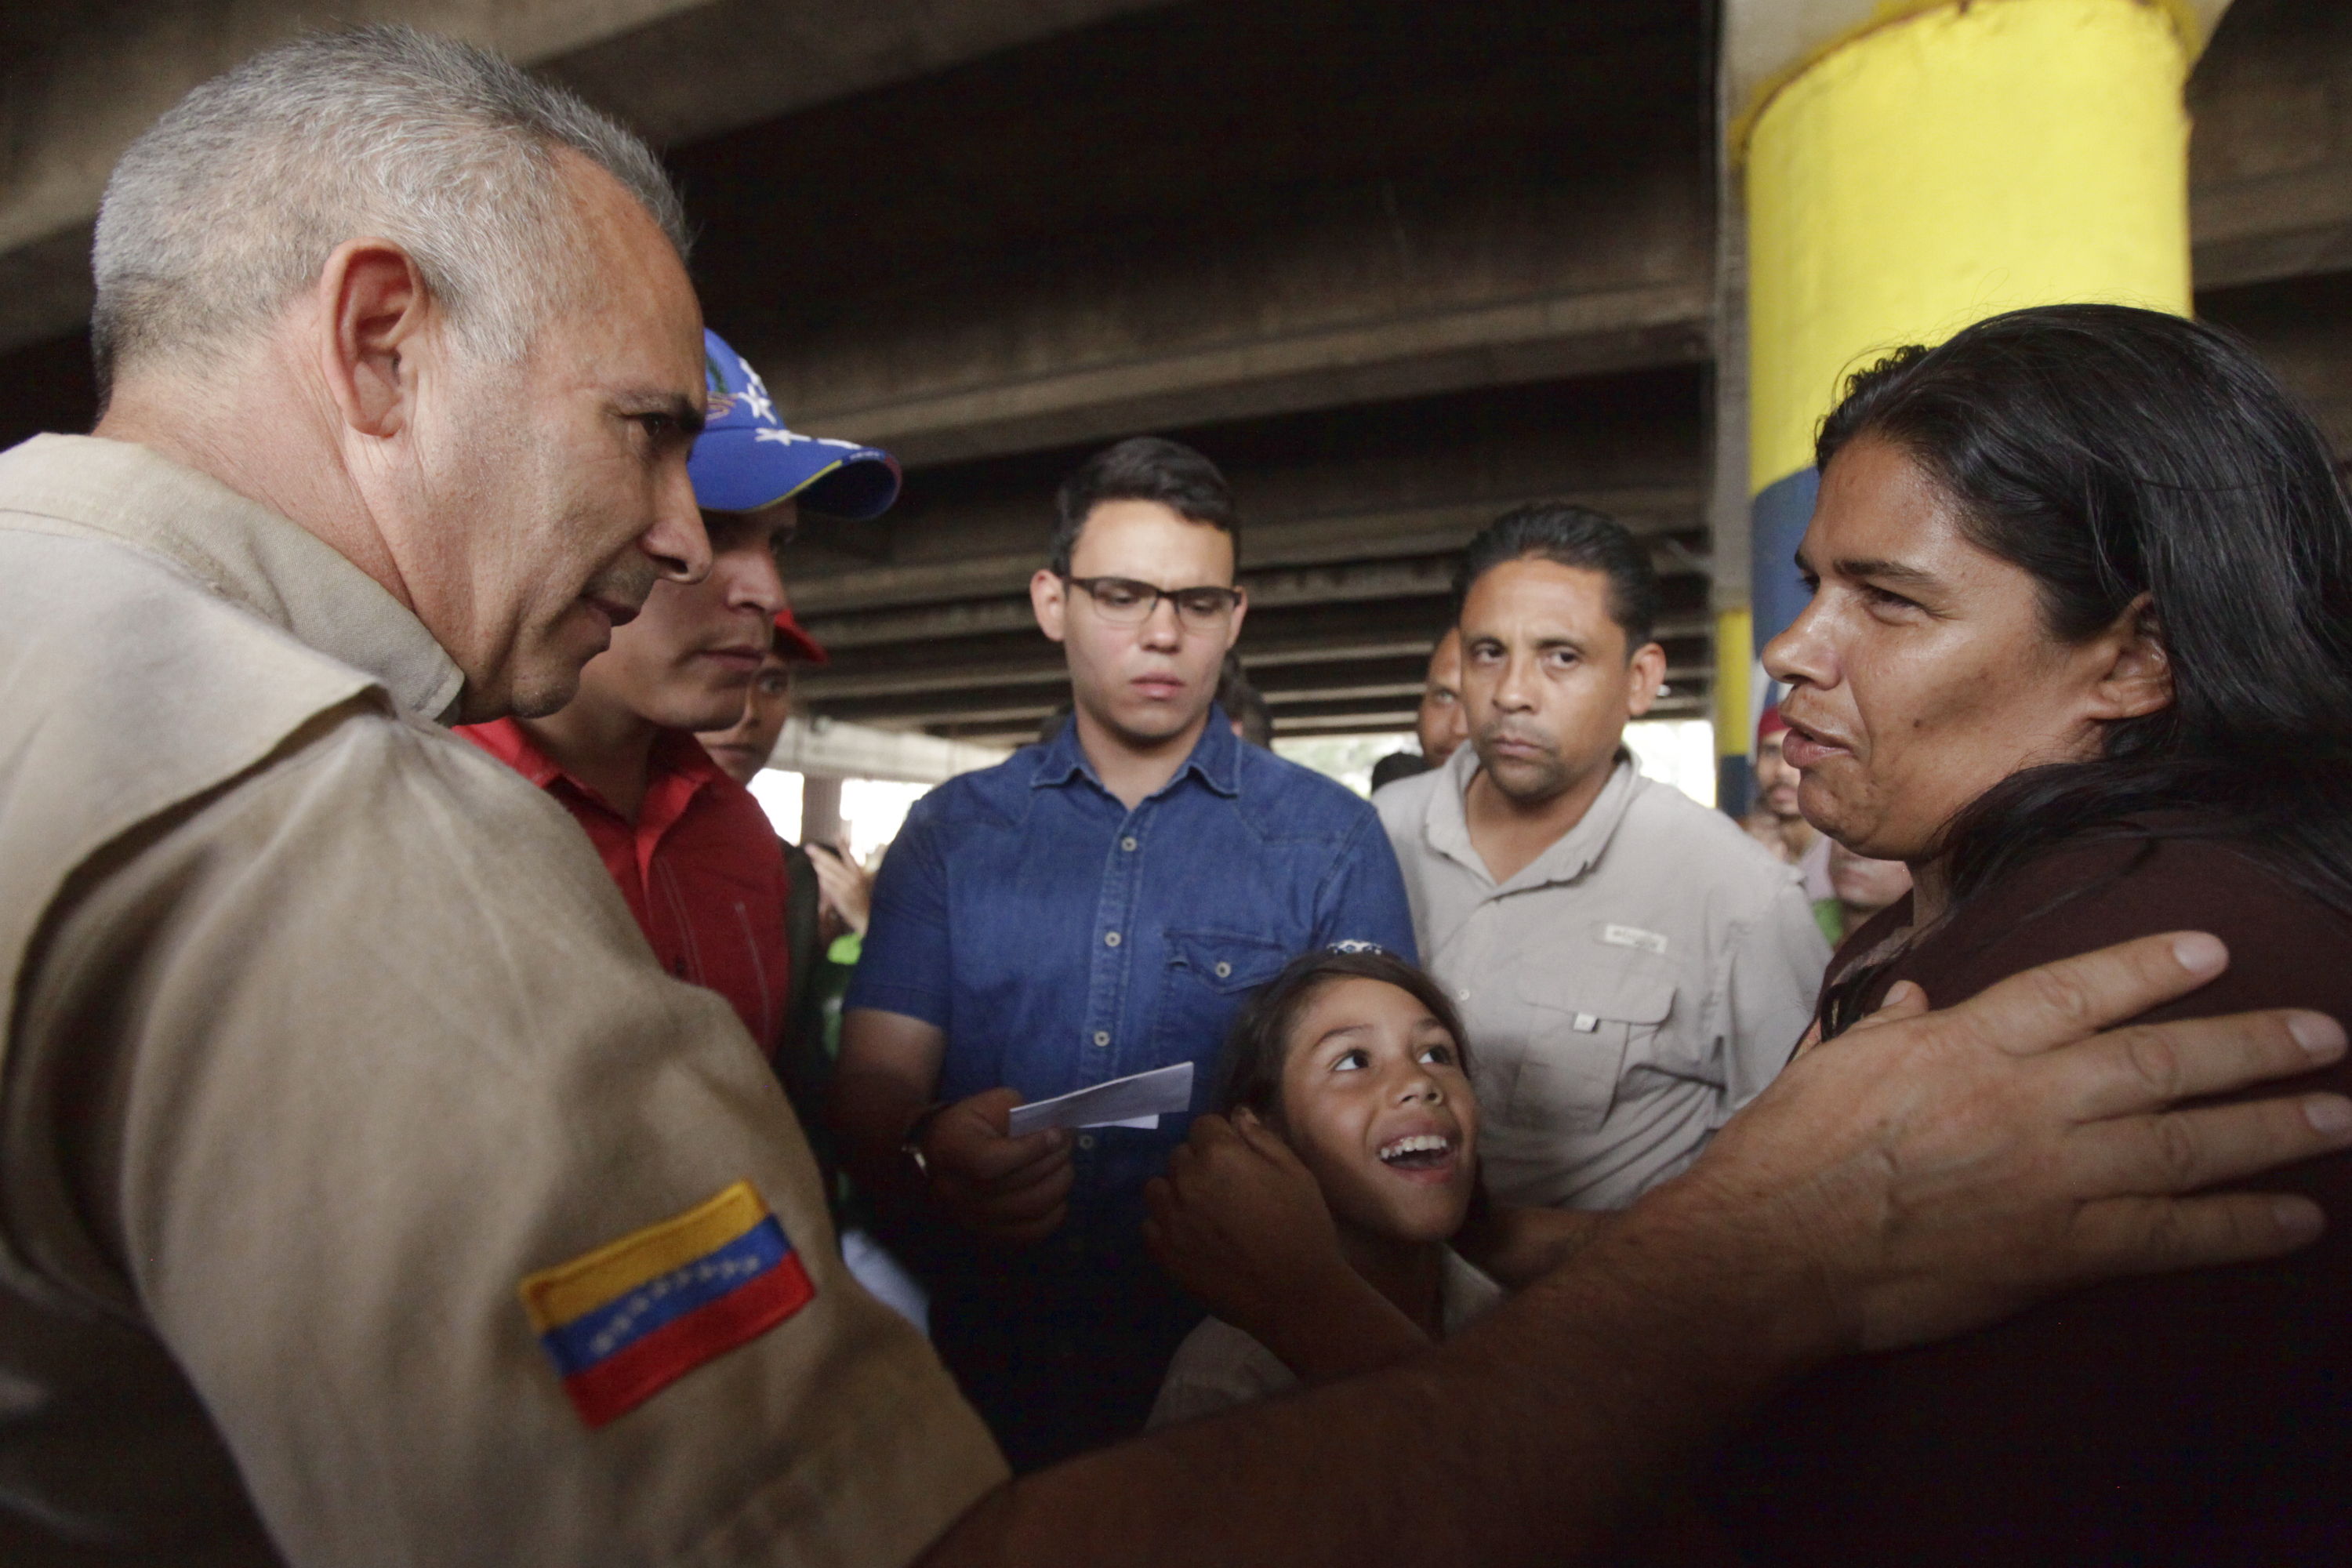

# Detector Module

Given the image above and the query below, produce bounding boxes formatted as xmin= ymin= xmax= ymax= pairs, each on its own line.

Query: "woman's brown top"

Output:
xmin=1706 ymin=831 xmax=2352 ymax=1567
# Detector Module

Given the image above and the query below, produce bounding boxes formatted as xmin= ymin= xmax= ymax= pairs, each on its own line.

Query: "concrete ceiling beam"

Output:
xmin=0 ymin=0 xmax=1174 ymax=357
xmin=2187 ymin=0 xmax=2352 ymax=291
xmin=786 ymin=285 xmax=1714 ymax=471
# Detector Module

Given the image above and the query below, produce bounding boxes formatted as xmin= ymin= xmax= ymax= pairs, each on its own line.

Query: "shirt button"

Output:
xmin=1456 ymin=989 xmax=1471 ymax=1003
xmin=1093 ymin=1030 xmax=1110 ymax=1047
xmin=1077 ymin=1134 xmax=1097 ymax=1150
xmin=1121 ymin=836 xmax=1138 ymax=851
xmin=1214 ymin=961 xmax=1232 ymax=978
xmin=1105 ymin=931 xmax=1121 ymax=948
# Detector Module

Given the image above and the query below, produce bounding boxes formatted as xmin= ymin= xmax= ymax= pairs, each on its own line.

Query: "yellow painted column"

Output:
xmin=1712 ymin=607 xmax=1751 ymax=790
xmin=1727 ymin=0 xmax=2203 ymax=789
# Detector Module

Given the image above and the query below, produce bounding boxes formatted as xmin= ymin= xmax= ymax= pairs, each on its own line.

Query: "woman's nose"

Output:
xmin=1763 ymin=596 xmax=1834 ymax=688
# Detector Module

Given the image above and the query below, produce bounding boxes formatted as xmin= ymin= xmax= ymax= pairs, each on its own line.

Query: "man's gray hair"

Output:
xmin=91 ymin=26 xmax=688 ymax=390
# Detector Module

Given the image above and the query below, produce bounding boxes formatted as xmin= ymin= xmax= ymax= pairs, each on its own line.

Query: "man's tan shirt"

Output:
xmin=0 ymin=436 xmax=1006 ymax=1567
xmin=1375 ymin=749 xmax=1829 ymax=1209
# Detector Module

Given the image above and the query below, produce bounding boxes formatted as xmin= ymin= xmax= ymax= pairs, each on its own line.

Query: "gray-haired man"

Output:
xmin=2 ymin=26 xmax=2344 ymax=1568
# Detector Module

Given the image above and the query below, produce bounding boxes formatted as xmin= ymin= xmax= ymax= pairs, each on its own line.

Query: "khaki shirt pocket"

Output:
xmin=1504 ymin=964 xmax=1676 ymax=1134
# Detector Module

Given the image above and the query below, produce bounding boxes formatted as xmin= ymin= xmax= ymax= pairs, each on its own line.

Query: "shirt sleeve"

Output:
xmin=1144 ymin=1319 xmax=1300 ymax=1430
xmin=1312 ymin=807 xmax=1422 ymax=964
xmin=13 ymin=716 xmax=1007 ymax=1568
xmin=840 ymin=793 xmax=955 ymax=1027
xmin=1715 ymin=880 xmax=1833 ymax=1114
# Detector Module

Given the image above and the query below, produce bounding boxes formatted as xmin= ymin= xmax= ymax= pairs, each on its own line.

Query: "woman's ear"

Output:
xmin=2088 ymin=593 xmax=2173 ymax=721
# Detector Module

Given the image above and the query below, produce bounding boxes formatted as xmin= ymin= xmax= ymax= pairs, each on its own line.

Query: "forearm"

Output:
xmin=1250 ymin=1257 xmax=1431 ymax=1385
xmin=832 ymin=1008 xmax=949 ymax=1198
xmin=830 ymin=1068 xmax=930 ymax=1197
xmin=1456 ymin=1202 xmax=1613 ymax=1288
xmin=924 ymin=1173 xmax=1821 ymax=1567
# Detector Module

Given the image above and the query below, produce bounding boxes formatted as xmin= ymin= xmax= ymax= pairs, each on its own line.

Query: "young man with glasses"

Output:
xmin=833 ymin=437 xmax=1416 ymax=1469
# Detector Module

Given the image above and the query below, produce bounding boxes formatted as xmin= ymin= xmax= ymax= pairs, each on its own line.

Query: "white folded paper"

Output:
xmin=1006 ymin=1062 xmax=1196 ymax=1137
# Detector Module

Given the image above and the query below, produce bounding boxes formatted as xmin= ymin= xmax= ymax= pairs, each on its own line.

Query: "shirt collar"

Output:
xmin=0 ymin=434 xmax=466 ymax=723
xmin=461 ymin=718 xmax=724 ymax=819
xmin=1029 ymin=712 xmax=1094 ymax=789
xmin=1421 ymin=744 xmax=1645 ymax=890
xmin=1028 ymin=702 xmax=1243 ymax=800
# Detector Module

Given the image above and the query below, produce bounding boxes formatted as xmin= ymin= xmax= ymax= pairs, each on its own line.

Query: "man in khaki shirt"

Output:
xmin=1379 ymin=505 xmax=1828 ymax=1209
xmin=0 ymin=31 xmax=1006 ymax=1568
xmin=7 ymin=25 xmax=2350 ymax=1568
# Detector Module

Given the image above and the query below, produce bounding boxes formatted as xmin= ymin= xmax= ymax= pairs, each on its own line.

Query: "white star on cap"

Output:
xmin=753 ymin=427 xmax=810 ymax=445
xmin=734 ymin=355 xmax=775 ymax=424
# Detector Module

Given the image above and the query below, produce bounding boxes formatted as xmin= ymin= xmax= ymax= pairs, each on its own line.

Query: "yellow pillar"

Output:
xmin=1712 ymin=607 xmax=1752 ymax=783
xmin=1726 ymin=0 xmax=2207 ymax=788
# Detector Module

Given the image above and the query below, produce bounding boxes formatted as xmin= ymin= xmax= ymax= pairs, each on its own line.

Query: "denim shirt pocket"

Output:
xmin=1153 ymin=929 xmax=1297 ymax=1083
xmin=1506 ymin=964 xmax=1676 ymax=1134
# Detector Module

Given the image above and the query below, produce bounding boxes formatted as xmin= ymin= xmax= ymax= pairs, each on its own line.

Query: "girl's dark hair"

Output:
xmin=1216 ymin=949 xmax=1470 ymax=1123
xmin=1815 ymin=303 xmax=2352 ymax=947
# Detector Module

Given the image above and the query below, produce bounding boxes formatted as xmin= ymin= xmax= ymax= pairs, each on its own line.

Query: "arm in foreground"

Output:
xmin=1454 ymin=1198 xmax=1612 ymax=1288
xmin=923 ymin=933 xmax=2352 ymax=1566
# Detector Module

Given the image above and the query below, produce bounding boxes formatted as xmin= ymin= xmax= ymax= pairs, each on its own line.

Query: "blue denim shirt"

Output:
xmin=848 ymin=709 xmax=1417 ymax=1260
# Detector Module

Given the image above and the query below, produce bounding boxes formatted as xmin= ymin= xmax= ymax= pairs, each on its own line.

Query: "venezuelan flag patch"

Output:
xmin=519 ymin=1181 xmax=814 ymax=1428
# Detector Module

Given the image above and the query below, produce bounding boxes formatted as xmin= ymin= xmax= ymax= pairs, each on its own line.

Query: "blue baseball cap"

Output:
xmin=688 ymin=328 xmax=902 ymax=519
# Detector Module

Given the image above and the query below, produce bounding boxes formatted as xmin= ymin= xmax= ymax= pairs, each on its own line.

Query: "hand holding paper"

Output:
xmin=1007 ymin=1062 xmax=1196 ymax=1138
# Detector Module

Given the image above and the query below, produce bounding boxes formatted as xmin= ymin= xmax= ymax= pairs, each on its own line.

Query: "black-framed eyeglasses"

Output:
xmin=1062 ymin=575 xmax=1244 ymax=628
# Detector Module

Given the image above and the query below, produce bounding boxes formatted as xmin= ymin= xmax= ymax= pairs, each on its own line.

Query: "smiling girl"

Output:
xmin=1147 ymin=948 xmax=1501 ymax=1427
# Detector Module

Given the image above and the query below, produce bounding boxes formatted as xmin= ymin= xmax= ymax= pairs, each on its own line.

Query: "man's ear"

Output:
xmin=1221 ymin=586 xmax=1250 ymax=652
xmin=315 ymin=237 xmax=432 ymax=440
xmin=1624 ymin=641 xmax=1668 ymax=719
xmin=2087 ymin=593 xmax=2172 ymax=721
xmin=1031 ymin=568 xmax=1069 ymax=644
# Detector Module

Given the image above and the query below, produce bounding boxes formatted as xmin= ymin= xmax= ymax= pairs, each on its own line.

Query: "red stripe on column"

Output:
xmin=561 ymin=1250 xmax=815 ymax=1428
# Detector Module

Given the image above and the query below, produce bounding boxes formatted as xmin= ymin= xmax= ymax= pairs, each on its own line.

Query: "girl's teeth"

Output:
xmin=1380 ymin=1134 xmax=1451 ymax=1162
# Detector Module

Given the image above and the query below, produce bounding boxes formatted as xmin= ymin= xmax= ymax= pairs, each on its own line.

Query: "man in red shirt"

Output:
xmin=461 ymin=328 xmax=899 ymax=1058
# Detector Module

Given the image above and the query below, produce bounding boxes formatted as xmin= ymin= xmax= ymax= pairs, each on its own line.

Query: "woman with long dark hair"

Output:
xmin=1708 ymin=303 xmax=2352 ymax=1564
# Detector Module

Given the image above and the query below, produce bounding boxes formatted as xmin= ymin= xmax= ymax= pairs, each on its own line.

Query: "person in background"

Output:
xmin=461 ymin=328 xmax=898 ymax=1097
xmin=695 ymin=626 xmax=805 ymax=781
xmin=1417 ymin=627 xmax=1469 ymax=767
xmin=699 ymin=632 xmax=921 ymax=1327
xmin=691 ymin=623 xmax=880 ymax=1183
xmin=1746 ymin=709 xmax=1835 ymax=909
xmin=1218 ymin=650 xmax=1276 ymax=747
xmin=697 ymin=636 xmax=876 ymax=1045
xmin=1824 ymin=840 xmax=1912 ymax=948
xmin=1377 ymin=504 xmax=1828 ymax=1218
xmin=1371 ymin=628 xmax=1468 ymax=792
xmin=832 ymin=435 xmax=1417 ymax=1468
